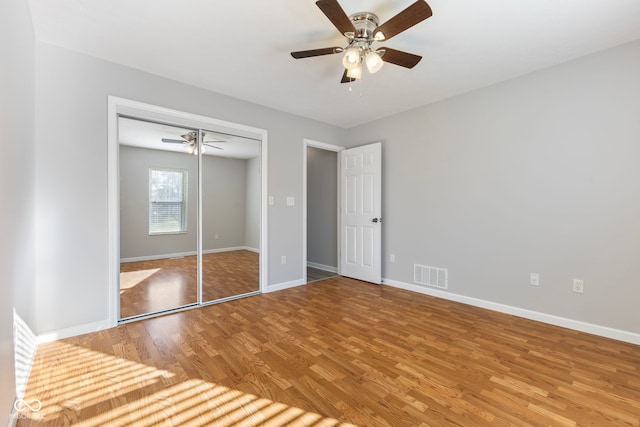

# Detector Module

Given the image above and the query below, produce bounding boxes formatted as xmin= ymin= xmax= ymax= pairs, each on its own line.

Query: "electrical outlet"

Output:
xmin=530 ymin=273 xmax=539 ymax=286
xmin=573 ymin=279 xmax=584 ymax=294
xmin=390 ymin=254 xmax=396 ymax=263
xmin=281 ymin=256 xmax=287 ymax=265
xmin=268 ymin=196 xmax=274 ymax=206
xmin=214 ymin=233 xmax=219 ymax=240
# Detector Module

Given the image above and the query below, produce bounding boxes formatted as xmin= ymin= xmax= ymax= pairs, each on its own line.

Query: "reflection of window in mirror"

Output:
xmin=117 ymin=111 xmax=264 ymax=321
xmin=148 ymin=167 xmax=188 ymax=235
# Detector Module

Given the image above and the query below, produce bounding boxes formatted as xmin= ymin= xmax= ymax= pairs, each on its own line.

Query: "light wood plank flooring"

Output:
xmin=120 ymin=250 xmax=259 ymax=319
xmin=18 ymin=277 xmax=640 ymax=426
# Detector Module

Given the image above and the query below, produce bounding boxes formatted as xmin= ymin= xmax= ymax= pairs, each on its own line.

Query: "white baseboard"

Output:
xmin=121 ymin=247 xmax=257 ymax=263
xmin=202 ymin=246 xmax=253 ymax=255
xmin=121 ymin=251 xmax=196 ymax=263
xmin=36 ymin=319 xmax=111 ymax=344
xmin=307 ymin=262 xmax=338 ymax=273
xmin=382 ymin=278 xmax=640 ymax=346
xmin=13 ymin=309 xmax=37 ymax=405
xmin=8 ymin=403 xmax=18 ymax=427
xmin=265 ymin=279 xmax=306 ymax=293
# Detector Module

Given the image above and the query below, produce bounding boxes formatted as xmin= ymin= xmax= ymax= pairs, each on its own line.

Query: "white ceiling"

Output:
xmin=28 ymin=0 xmax=640 ymax=128
xmin=118 ymin=117 xmax=261 ymax=159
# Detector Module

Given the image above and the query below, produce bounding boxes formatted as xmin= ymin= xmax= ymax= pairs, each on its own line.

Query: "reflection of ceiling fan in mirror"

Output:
xmin=161 ymin=131 xmax=225 ymax=153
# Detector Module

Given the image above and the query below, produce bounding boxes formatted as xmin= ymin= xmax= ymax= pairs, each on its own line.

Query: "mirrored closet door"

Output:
xmin=200 ymin=129 xmax=261 ymax=302
xmin=117 ymin=116 xmax=261 ymax=321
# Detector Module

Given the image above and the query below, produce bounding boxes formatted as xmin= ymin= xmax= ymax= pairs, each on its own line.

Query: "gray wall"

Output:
xmin=34 ymin=42 xmax=346 ymax=334
xmin=120 ymin=145 xmax=255 ymax=259
xmin=307 ymin=147 xmax=338 ymax=268
xmin=0 ymin=0 xmax=36 ymax=419
xmin=202 ymin=154 xmax=248 ymax=251
xmin=348 ymin=39 xmax=640 ymax=334
xmin=119 ymin=146 xmax=198 ymax=258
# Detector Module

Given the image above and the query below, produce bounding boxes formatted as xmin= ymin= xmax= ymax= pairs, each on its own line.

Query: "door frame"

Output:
xmin=302 ymin=139 xmax=345 ymax=283
xmin=107 ymin=96 xmax=268 ymax=326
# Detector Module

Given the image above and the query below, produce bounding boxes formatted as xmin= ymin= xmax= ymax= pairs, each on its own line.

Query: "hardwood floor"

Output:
xmin=18 ymin=277 xmax=640 ymax=426
xmin=120 ymin=250 xmax=259 ymax=319
xmin=201 ymin=250 xmax=259 ymax=302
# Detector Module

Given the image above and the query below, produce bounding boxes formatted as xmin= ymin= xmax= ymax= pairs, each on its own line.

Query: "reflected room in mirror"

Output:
xmin=118 ymin=116 xmax=261 ymax=320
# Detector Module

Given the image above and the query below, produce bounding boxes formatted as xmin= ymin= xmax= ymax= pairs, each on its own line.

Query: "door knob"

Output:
xmin=372 ymin=218 xmax=381 ymax=223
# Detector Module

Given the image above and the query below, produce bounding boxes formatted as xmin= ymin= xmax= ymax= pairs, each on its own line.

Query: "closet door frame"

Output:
xmin=107 ymin=96 xmax=268 ymax=326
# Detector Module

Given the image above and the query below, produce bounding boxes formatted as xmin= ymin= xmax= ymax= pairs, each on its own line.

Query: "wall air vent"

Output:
xmin=414 ymin=264 xmax=448 ymax=290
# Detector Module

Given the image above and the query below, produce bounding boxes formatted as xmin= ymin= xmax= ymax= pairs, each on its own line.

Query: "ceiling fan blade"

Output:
xmin=161 ymin=138 xmax=187 ymax=144
xmin=316 ymin=0 xmax=356 ymax=36
xmin=373 ymin=0 xmax=432 ymax=41
xmin=379 ymin=47 xmax=422 ymax=68
xmin=203 ymin=143 xmax=223 ymax=150
xmin=291 ymin=47 xmax=343 ymax=59
xmin=340 ymin=69 xmax=356 ymax=84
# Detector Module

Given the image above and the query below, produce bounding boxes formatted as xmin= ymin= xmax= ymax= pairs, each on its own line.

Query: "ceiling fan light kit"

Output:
xmin=291 ymin=0 xmax=433 ymax=84
xmin=342 ymin=47 xmax=361 ymax=69
xmin=346 ymin=64 xmax=362 ymax=79
xmin=365 ymin=50 xmax=384 ymax=73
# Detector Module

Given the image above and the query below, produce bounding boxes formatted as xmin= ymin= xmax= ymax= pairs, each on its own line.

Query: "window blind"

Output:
xmin=149 ymin=168 xmax=188 ymax=234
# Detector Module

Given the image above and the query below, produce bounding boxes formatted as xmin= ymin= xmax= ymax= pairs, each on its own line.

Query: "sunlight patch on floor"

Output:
xmin=19 ymin=341 xmax=354 ymax=427
xmin=119 ymin=268 xmax=161 ymax=293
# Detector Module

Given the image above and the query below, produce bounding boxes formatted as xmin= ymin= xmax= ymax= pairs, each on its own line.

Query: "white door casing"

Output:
xmin=340 ymin=142 xmax=382 ymax=284
xmin=108 ymin=96 xmax=268 ymax=327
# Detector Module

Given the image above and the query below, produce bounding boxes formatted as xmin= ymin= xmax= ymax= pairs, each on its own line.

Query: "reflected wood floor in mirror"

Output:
xmin=120 ymin=250 xmax=259 ymax=319
xmin=20 ymin=277 xmax=640 ymax=426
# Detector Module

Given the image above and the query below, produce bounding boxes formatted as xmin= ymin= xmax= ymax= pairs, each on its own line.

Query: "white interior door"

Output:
xmin=340 ymin=142 xmax=382 ymax=284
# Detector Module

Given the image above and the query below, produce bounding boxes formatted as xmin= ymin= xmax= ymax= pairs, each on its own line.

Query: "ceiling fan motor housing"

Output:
xmin=348 ymin=12 xmax=379 ymax=41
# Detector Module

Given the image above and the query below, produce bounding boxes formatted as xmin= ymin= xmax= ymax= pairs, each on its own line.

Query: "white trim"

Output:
xmin=260 ymin=133 xmax=269 ymax=294
xmin=12 ymin=309 xmax=37 ymax=408
xmin=304 ymin=139 xmax=347 ymax=152
xmin=120 ymin=247 xmax=257 ymax=263
xmin=197 ymin=129 xmax=203 ymax=305
xmin=265 ymin=279 xmax=306 ymax=293
xmin=8 ymin=404 xmax=18 ymax=427
xmin=303 ymin=139 xmax=344 ymax=284
xmin=307 ymin=262 xmax=338 ymax=273
xmin=121 ymin=251 xmax=196 ymax=263
xmin=382 ymin=278 xmax=640 ymax=346
xmin=107 ymin=97 xmax=119 ymax=328
xmin=108 ymin=96 xmax=268 ymax=326
xmin=36 ymin=320 xmax=112 ymax=344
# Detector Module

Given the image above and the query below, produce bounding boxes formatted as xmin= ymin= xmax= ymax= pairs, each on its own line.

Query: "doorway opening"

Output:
xmin=303 ymin=140 xmax=344 ymax=283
